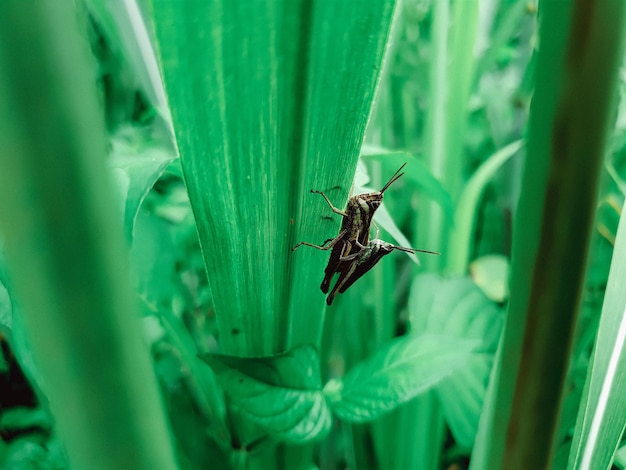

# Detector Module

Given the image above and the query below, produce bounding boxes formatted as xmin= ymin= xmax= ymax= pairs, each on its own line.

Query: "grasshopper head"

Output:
xmin=359 ymin=191 xmax=384 ymax=209
xmin=364 ymin=162 xmax=407 ymax=207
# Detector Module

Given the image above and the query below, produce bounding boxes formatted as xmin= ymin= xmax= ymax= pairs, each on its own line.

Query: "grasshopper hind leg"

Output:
xmin=292 ymin=230 xmax=348 ymax=252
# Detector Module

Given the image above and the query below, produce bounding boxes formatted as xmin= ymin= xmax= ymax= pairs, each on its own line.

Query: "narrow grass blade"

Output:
xmin=446 ymin=140 xmax=522 ymax=275
xmin=0 ymin=2 xmax=176 ymax=469
xmin=568 ymin=201 xmax=626 ymax=469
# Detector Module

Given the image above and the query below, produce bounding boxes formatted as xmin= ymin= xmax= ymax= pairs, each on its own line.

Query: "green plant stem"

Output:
xmin=417 ymin=0 xmax=449 ymax=272
xmin=418 ymin=0 xmax=478 ymax=272
xmin=471 ymin=1 xmax=626 ymax=469
xmin=0 ymin=2 xmax=176 ymax=470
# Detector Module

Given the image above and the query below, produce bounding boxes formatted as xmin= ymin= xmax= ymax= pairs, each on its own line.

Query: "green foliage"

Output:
xmin=409 ymin=274 xmax=503 ymax=448
xmin=108 ymin=124 xmax=176 ymax=241
xmin=326 ymin=334 xmax=477 ymax=422
xmin=201 ymin=345 xmax=329 ymax=444
xmin=147 ymin=0 xmax=397 ymax=356
xmin=1 ymin=0 xmax=626 ymax=469
xmin=568 ymin=199 xmax=626 ymax=469
xmin=0 ymin=1 xmax=176 ymax=469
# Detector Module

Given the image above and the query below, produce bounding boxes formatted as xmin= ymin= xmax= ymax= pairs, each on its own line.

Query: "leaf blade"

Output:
xmin=325 ymin=334 xmax=478 ymax=422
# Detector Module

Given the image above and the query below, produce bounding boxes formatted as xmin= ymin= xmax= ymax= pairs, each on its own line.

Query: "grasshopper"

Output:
xmin=293 ymin=163 xmax=407 ymax=293
xmin=325 ymin=237 xmax=439 ymax=305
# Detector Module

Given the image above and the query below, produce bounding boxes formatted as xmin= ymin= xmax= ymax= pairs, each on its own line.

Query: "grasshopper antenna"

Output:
xmin=394 ymin=245 xmax=440 ymax=255
xmin=379 ymin=162 xmax=407 ymax=194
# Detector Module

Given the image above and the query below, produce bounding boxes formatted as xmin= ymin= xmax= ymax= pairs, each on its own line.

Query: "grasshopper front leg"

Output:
xmin=311 ymin=190 xmax=348 ymax=217
xmin=292 ymin=230 xmax=348 ymax=251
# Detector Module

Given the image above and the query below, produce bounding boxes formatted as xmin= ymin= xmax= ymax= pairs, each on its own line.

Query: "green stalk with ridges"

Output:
xmin=471 ymin=1 xmax=626 ymax=468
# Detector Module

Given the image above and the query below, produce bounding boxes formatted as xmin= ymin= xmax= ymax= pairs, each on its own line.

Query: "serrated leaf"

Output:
xmin=409 ymin=273 xmax=503 ymax=447
xmin=324 ymin=334 xmax=477 ymax=423
xmin=199 ymin=345 xmax=331 ymax=443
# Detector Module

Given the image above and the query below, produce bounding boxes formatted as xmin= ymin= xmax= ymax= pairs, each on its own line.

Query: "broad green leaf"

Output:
xmin=147 ymin=1 xmax=397 ymax=355
xmin=409 ymin=274 xmax=503 ymax=447
xmin=200 ymin=345 xmax=331 ymax=443
xmin=108 ymin=125 xmax=176 ymax=240
xmin=568 ymin=199 xmax=626 ymax=470
xmin=324 ymin=334 xmax=478 ymax=423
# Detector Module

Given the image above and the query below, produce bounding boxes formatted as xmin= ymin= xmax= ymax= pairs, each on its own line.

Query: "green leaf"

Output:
xmin=0 ymin=2 xmax=177 ymax=468
xmin=446 ymin=140 xmax=523 ymax=275
xmin=469 ymin=254 xmax=511 ymax=303
xmin=108 ymin=125 xmax=176 ymax=241
xmin=567 ymin=199 xmax=626 ymax=470
xmin=147 ymin=0 xmax=397 ymax=355
xmin=199 ymin=345 xmax=331 ymax=443
xmin=409 ymin=274 xmax=503 ymax=447
xmin=324 ymin=334 xmax=478 ymax=423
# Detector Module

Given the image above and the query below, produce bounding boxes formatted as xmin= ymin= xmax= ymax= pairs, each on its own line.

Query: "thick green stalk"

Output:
xmin=471 ymin=1 xmax=626 ymax=469
xmin=0 ymin=2 xmax=176 ymax=470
